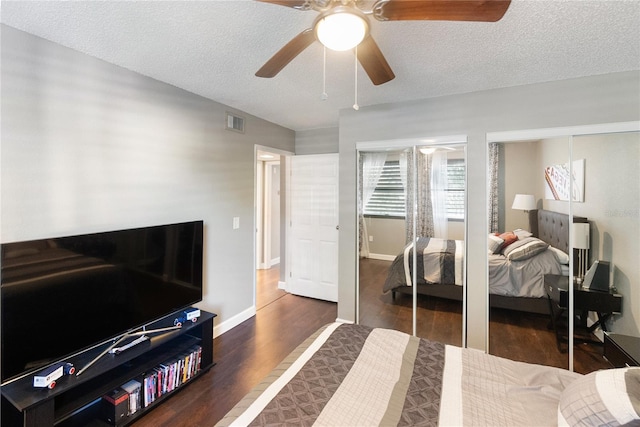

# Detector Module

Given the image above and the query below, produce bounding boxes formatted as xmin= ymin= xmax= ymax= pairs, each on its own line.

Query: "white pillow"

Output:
xmin=487 ymin=234 xmax=505 ymax=254
xmin=513 ymin=228 xmax=533 ymax=239
xmin=548 ymin=246 xmax=570 ymax=265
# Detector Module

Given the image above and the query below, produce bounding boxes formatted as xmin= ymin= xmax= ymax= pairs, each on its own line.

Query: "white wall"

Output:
xmin=269 ymin=163 xmax=281 ymax=264
xmin=0 ymin=25 xmax=295 ymax=335
xmin=337 ymin=71 xmax=640 ymax=350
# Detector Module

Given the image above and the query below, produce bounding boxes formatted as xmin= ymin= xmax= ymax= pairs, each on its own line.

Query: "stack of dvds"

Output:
xmin=142 ymin=345 xmax=202 ymax=408
xmin=100 ymin=345 xmax=203 ymax=424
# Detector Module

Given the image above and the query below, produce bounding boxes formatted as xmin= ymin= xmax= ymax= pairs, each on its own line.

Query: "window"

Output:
xmin=447 ymin=159 xmax=465 ymax=220
xmin=363 ymin=159 xmax=465 ymax=220
xmin=363 ymin=160 xmax=405 ymax=217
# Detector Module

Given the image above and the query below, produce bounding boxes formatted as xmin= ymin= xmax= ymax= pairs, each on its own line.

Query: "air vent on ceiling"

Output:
xmin=226 ymin=112 xmax=245 ymax=133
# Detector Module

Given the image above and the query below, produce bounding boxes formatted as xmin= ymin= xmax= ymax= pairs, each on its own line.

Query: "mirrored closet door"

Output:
xmin=487 ymin=126 xmax=639 ymax=373
xmin=570 ymin=131 xmax=639 ymax=373
xmin=487 ymin=137 xmax=572 ymax=370
xmin=357 ymin=140 xmax=466 ymax=347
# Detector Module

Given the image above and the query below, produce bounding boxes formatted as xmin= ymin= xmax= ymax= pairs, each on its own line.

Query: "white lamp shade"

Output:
xmin=572 ymin=222 xmax=590 ymax=249
xmin=511 ymin=194 xmax=536 ymax=211
xmin=315 ymin=9 xmax=368 ymax=51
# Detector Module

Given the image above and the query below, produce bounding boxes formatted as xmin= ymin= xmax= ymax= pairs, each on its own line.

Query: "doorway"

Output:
xmin=255 ymin=148 xmax=290 ymax=310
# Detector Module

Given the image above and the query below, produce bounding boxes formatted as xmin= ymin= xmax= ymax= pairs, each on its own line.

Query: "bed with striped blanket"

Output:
xmin=215 ymin=323 xmax=628 ymax=427
xmin=383 ymin=210 xmax=589 ymax=315
xmin=383 ymin=237 xmax=464 ymax=293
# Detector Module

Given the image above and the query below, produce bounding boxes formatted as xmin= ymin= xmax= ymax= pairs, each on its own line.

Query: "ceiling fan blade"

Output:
xmin=256 ymin=29 xmax=316 ymax=78
xmin=375 ymin=0 xmax=511 ymax=22
xmin=357 ymin=35 xmax=395 ymax=86
xmin=256 ymin=0 xmax=309 ymax=9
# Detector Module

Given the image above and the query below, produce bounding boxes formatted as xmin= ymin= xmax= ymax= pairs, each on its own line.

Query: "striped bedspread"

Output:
xmin=383 ymin=237 xmax=464 ymax=293
xmin=216 ymin=323 xmax=578 ymax=427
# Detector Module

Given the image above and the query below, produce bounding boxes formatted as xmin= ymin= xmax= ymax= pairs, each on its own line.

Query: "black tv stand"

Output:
xmin=1 ymin=310 xmax=216 ymax=427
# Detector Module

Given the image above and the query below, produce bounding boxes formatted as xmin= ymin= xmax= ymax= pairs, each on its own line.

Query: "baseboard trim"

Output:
xmin=335 ymin=318 xmax=354 ymax=324
xmin=278 ymin=280 xmax=287 ymax=290
xmin=367 ymin=253 xmax=396 ymax=262
xmin=213 ymin=306 xmax=256 ymax=338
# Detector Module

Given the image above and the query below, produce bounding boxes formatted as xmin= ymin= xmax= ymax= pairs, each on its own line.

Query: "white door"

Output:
xmin=288 ymin=153 xmax=339 ymax=302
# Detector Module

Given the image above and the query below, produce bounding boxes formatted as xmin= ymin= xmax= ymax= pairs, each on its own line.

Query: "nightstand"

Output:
xmin=545 ymin=274 xmax=622 ymax=351
xmin=604 ymin=333 xmax=640 ymax=367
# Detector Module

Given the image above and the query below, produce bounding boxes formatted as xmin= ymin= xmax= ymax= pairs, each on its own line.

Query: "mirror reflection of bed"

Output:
xmin=358 ymin=132 xmax=638 ymax=374
xmin=489 ymin=138 xmax=578 ymax=370
xmin=488 ymin=132 xmax=640 ymax=373
xmin=372 ymin=207 xmax=604 ymax=370
xmin=358 ymin=144 xmax=465 ymax=346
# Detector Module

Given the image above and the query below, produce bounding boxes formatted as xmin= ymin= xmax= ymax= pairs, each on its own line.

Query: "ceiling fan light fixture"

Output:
xmin=315 ymin=7 xmax=368 ymax=51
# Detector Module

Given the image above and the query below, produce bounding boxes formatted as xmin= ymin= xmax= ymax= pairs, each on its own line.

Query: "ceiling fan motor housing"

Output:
xmin=313 ymin=6 xmax=370 ymax=51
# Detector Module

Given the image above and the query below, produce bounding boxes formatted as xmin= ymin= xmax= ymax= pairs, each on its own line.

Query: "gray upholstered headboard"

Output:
xmin=529 ymin=209 xmax=588 ymax=272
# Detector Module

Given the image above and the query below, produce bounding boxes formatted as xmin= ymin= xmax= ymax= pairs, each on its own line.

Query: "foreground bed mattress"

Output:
xmin=215 ymin=323 xmax=640 ymax=426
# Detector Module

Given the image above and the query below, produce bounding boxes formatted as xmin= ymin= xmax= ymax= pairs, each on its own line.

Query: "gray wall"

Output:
xmin=501 ymin=135 xmax=639 ymax=337
xmin=364 ymin=217 xmax=406 ymax=258
xmin=296 ymin=127 xmax=339 ymax=154
xmin=365 ymin=218 xmax=465 ymax=258
xmin=501 ymin=137 xmax=573 ymax=231
xmin=502 ymin=141 xmax=545 ymax=231
xmin=337 ymin=72 xmax=640 ymax=349
xmin=0 ymin=25 xmax=295 ymax=334
xmin=572 ymin=133 xmax=639 ymax=337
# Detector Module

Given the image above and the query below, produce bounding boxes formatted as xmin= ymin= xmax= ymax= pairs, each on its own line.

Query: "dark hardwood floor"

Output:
xmin=359 ymin=258 xmax=610 ymax=373
xmin=132 ymin=267 xmax=337 ymax=427
xmin=133 ymin=260 xmax=609 ymax=426
xmin=256 ymin=267 xmax=287 ymax=310
xmin=359 ymin=258 xmax=463 ymax=346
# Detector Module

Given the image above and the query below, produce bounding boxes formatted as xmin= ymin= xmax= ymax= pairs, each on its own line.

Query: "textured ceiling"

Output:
xmin=1 ymin=1 xmax=639 ymax=131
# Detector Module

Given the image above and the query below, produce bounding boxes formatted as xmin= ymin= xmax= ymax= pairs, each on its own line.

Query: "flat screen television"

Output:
xmin=1 ymin=221 xmax=203 ymax=383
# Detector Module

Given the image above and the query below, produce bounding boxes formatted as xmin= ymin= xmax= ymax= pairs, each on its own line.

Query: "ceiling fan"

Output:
xmin=255 ymin=0 xmax=512 ymax=86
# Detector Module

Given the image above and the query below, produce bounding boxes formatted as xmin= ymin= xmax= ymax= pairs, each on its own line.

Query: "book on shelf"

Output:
xmin=121 ymin=379 xmax=141 ymax=415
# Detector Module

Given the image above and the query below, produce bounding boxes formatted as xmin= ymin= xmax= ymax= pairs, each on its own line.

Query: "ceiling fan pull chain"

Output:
xmin=321 ymin=46 xmax=328 ymax=100
xmin=353 ymin=45 xmax=359 ymax=111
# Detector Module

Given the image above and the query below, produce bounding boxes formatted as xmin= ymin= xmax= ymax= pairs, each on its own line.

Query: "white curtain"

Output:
xmin=359 ymin=152 xmax=387 ymax=256
xmin=431 ymin=151 xmax=449 ymax=238
xmin=362 ymin=152 xmax=387 ymax=211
